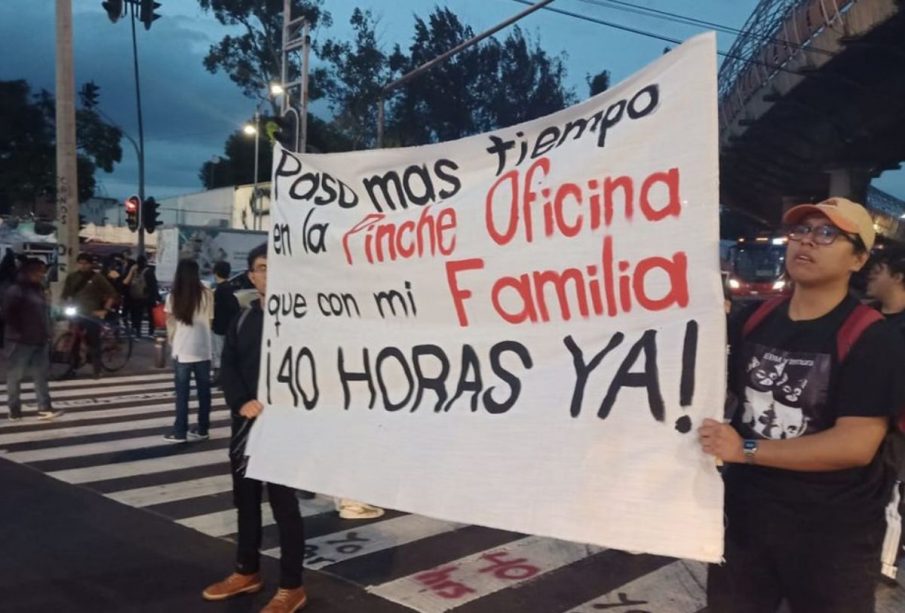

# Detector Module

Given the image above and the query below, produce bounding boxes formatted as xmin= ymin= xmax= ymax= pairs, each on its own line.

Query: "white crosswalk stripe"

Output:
xmin=1 ymin=372 xmax=902 ymax=613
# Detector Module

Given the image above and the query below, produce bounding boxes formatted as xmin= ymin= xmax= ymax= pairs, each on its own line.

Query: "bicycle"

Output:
xmin=49 ymin=306 xmax=133 ymax=380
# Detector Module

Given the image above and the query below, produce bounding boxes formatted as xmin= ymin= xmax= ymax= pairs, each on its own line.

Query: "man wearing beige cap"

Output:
xmin=699 ymin=197 xmax=905 ymax=612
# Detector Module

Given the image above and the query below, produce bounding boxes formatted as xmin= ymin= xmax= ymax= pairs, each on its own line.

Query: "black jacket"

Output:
xmin=2 ymin=280 xmax=50 ymax=345
xmin=220 ymin=298 xmax=263 ymax=418
xmin=212 ymin=281 xmax=240 ymax=335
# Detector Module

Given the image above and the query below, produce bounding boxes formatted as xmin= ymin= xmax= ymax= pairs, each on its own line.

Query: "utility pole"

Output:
xmin=279 ymin=0 xmax=310 ymax=152
xmin=101 ymin=0 xmax=160 ymax=255
xmin=130 ymin=2 xmax=147 ymax=256
xmin=376 ymin=0 xmax=554 ymax=148
xmin=54 ymin=0 xmax=79 ymax=295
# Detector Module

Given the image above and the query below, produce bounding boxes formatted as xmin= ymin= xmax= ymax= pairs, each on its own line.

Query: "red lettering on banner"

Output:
xmin=446 ymin=258 xmax=485 ymax=327
xmin=483 ymin=157 xmax=681 ymax=247
xmin=342 ymin=206 xmax=457 ymax=265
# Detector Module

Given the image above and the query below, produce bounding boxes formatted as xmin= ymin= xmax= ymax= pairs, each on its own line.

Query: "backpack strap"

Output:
xmin=235 ymin=307 xmax=252 ymax=336
xmin=835 ymin=303 xmax=883 ymax=363
xmin=742 ymin=297 xmax=789 ymax=338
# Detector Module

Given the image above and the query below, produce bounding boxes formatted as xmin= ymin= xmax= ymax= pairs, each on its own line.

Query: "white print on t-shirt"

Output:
xmin=740 ymin=344 xmax=830 ymax=440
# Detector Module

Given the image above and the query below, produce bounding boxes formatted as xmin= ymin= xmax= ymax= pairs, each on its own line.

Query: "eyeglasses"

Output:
xmin=251 ymin=265 xmax=267 ymax=274
xmin=786 ymin=223 xmax=860 ymax=247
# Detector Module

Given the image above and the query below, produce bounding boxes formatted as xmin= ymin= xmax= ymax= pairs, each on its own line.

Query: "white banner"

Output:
xmin=246 ymin=33 xmax=725 ymax=563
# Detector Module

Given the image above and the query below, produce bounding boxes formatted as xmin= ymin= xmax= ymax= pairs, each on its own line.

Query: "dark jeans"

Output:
xmin=230 ymin=419 xmax=305 ymax=588
xmin=74 ymin=317 xmax=101 ymax=373
xmin=173 ymin=359 xmax=211 ymax=437
xmin=130 ymin=301 xmax=154 ymax=337
xmin=708 ymin=496 xmax=885 ymax=613
xmin=6 ymin=342 xmax=52 ymax=416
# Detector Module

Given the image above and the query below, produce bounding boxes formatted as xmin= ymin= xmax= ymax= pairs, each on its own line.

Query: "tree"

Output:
xmin=318 ymin=8 xmax=398 ymax=149
xmin=198 ymin=0 xmax=331 ymax=113
xmin=386 ymin=9 xmax=576 ymax=147
xmin=0 ymin=80 xmax=122 ymax=216
xmin=587 ymin=69 xmax=611 ymax=97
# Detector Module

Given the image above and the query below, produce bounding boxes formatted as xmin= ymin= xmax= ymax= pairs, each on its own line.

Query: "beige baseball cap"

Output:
xmin=782 ymin=197 xmax=875 ymax=250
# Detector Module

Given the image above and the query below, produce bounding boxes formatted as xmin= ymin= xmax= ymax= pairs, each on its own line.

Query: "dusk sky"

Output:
xmin=2 ymin=0 xmax=902 ymax=201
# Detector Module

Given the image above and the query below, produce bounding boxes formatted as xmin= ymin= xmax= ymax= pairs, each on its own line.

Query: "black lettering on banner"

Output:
xmin=266 ymin=339 xmax=272 ymax=404
xmin=402 ymin=165 xmax=436 ymax=206
xmin=532 ymin=126 xmax=561 ymax=158
xmin=315 ymin=172 xmax=337 ymax=205
xmin=376 ymin=347 xmax=415 ymax=411
xmin=596 ymin=100 xmax=626 ymax=148
xmin=338 ymin=348 xmax=376 ymax=410
xmin=483 ymin=341 xmax=534 ymax=414
xmin=374 ymin=283 xmax=417 ymax=318
xmin=273 ymin=223 xmax=292 ymax=256
xmin=434 ymin=159 xmax=462 ymax=199
xmin=317 ymin=292 xmax=360 ymax=318
xmin=627 ymin=84 xmax=660 ymax=119
xmin=411 ymin=344 xmax=450 ymax=412
xmin=296 ymin=346 xmax=319 ymax=410
xmin=278 ymin=347 xmax=299 ymax=407
xmin=680 ymin=319 xmax=698 ymax=406
xmin=443 ymin=345 xmax=483 ymax=412
xmin=564 ymin=333 xmax=625 ymax=418
xmin=273 ymin=149 xmax=302 ymax=201
xmin=362 ymin=159 xmax=464 ymax=212
xmin=599 ymin=329 xmax=665 ymax=421
xmin=302 ymin=208 xmax=329 ymax=254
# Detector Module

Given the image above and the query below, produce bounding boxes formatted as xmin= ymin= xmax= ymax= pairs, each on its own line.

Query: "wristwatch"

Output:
xmin=743 ymin=439 xmax=759 ymax=465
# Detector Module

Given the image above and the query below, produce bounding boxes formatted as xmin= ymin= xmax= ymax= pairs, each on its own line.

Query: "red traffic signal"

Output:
xmin=125 ymin=195 xmax=141 ymax=232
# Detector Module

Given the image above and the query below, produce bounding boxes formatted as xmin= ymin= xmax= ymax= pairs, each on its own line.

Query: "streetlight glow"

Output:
xmin=270 ymin=83 xmax=284 ymax=96
xmin=243 ymin=124 xmax=257 ymax=135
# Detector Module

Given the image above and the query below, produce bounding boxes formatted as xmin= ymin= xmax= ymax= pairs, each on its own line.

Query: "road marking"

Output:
xmin=0 ymin=380 xmax=178 ymax=403
xmin=565 ymin=560 xmax=706 ymax=613
xmin=262 ymin=513 xmax=463 ymax=571
xmin=0 ymin=407 xmax=229 ymax=445
xmin=179 ymin=496 xmax=337 ymax=537
xmin=106 ymin=474 xmax=234 ymax=507
xmin=1 ymin=426 xmax=230 ymax=462
xmin=369 ymin=535 xmax=603 ymax=611
xmin=0 ymin=371 xmax=174 ymax=393
xmin=49 ymin=448 xmax=229 ymax=484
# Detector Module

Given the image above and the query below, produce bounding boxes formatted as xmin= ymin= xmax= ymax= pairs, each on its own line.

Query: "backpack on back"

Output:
xmin=130 ymin=268 xmax=149 ymax=300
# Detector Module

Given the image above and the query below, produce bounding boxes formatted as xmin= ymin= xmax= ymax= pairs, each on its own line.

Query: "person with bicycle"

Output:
xmin=61 ymin=253 xmax=117 ymax=379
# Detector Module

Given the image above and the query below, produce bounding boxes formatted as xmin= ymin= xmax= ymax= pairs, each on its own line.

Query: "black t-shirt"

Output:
xmin=725 ymin=295 xmax=905 ymax=523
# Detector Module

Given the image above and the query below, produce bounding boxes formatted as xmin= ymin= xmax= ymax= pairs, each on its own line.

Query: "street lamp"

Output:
xmin=244 ymin=111 xmax=262 ymax=230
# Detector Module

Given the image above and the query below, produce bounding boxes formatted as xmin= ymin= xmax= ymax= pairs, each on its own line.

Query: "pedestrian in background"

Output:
xmin=0 ymin=248 xmax=19 ymax=348
xmin=865 ymin=248 xmax=905 ymax=581
xmin=164 ymin=259 xmax=213 ymax=443
xmin=125 ymin=255 xmax=159 ymax=338
xmin=211 ymin=260 xmax=239 ymax=385
xmin=3 ymin=259 xmax=60 ymax=420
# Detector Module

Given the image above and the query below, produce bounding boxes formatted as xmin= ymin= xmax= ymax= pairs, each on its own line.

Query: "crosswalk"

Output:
xmin=1 ymin=372 xmax=903 ymax=613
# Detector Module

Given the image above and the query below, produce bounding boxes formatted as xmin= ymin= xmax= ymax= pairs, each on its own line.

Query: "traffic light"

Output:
xmin=142 ymin=196 xmax=160 ymax=233
xmin=139 ymin=0 xmax=161 ymax=30
xmin=125 ymin=195 xmax=141 ymax=232
xmin=101 ymin=0 xmax=123 ymax=23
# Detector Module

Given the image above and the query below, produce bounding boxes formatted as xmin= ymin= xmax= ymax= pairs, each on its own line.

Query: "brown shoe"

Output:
xmin=201 ymin=572 xmax=263 ymax=601
xmin=260 ymin=586 xmax=308 ymax=612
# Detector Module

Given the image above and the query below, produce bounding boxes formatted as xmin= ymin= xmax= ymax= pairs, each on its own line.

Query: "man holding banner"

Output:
xmin=700 ymin=198 xmax=905 ymax=612
xmin=202 ymin=244 xmax=308 ymax=613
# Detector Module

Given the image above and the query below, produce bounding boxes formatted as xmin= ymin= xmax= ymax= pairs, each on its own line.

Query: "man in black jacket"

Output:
xmin=211 ymin=260 xmax=239 ymax=384
xmin=201 ymin=244 xmax=307 ymax=613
